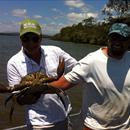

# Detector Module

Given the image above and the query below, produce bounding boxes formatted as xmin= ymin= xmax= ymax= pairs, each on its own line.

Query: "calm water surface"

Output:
xmin=0 ymin=35 xmax=100 ymax=129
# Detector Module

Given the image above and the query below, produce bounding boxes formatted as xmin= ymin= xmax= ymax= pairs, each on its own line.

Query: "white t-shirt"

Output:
xmin=65 ymin=48 xmax=130 ymax=130
xmin=7 ymin=45 xmax=77 ymax=126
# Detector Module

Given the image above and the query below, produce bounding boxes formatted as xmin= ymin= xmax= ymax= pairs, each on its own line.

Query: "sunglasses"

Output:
xmin=21 ymin=35 xmax=40 ymax=43
xmin=109 ymin=34 xmax=129 ymax=42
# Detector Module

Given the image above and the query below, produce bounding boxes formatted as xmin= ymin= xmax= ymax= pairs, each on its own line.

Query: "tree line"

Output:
xmin=52 ymin=16 xmax=130 ymax=46
xmin=52 ymin=0 xmax=130 ymax=46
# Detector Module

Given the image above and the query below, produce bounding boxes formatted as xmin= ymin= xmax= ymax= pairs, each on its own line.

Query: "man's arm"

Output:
xmin=49 ymin=76 xmax=75 ymax=90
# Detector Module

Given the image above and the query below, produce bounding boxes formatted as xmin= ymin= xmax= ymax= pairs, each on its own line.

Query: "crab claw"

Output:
xmin=11 ymin=82 xmax=32 ymax=92
xmin=57 ymin=57 xmax=65 ymax=79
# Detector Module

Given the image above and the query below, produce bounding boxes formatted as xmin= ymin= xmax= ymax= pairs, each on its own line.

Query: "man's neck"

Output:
xmin=24 ymin=49 xmax=41 ymax=65
xmin=102 ymin=47 xmax=123 ymax=60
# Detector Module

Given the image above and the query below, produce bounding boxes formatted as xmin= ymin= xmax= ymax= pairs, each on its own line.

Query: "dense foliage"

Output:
xmin=102 ymin=0 xmax=130 ymax=17
xmin=52 ymin=16 xmax=130 ymax=45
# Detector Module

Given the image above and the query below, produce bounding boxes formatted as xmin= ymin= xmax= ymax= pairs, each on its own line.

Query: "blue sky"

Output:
xmin=0 ymin=0 xmax=108 ymax=35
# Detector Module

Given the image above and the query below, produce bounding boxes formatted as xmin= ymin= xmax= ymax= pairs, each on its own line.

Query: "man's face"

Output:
xmin=107 ymin=33 xmax=130 ymax=58
xmin=20 ymin=32 xmax=41 ymax=55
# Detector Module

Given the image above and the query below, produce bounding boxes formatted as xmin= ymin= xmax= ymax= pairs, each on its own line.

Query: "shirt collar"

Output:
xmin=20 ymin=47 xmax=47 ymax=64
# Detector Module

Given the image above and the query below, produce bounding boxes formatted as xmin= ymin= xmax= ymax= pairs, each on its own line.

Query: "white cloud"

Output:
xmin=65 ymin=0 xmax=85 ymax=8
xmin=33 ymin=15 xmax=42 ymax=19
xmin=42 ymin=23 xmax=66 ymax=35
xmin=87 ymin=12 xmax=98 ymax=18
xmin=67 ymin=12 xmax=84 ymax=22
xmin=0 ymin=21 xmax=19 ymax=32
xmin=67 ymin=12 xmax=98 ymax=23
xmin=65 ymin=0 xmax=98 ymax=23
xmin=52 ymin=8 xmax=58 ymax=12
xmin=12 ymin=9 xmax=27 ymax=18
xmin=52 ymin=8 xmax=64 ymax=17
xmin=0 ymin=20 xmax=66 ymax=35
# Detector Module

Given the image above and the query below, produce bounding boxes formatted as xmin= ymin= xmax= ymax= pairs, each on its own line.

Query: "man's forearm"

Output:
xmin=49 ymin=76 xmax=74 ymax=90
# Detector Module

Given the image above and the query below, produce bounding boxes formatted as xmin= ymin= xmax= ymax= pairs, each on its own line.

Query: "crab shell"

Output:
xmin=12 ymin=57 xmax=65 ymax=92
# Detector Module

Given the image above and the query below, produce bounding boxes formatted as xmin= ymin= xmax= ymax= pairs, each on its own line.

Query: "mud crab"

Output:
xmin=5 ymin=58 xmax=65 ymax=120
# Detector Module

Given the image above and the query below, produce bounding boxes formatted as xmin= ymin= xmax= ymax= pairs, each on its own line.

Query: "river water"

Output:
xmin=0 ymin=35 xmax=100 ymax=130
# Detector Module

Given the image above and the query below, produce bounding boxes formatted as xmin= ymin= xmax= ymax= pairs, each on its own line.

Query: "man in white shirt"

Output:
xmin=7 ymin=19 xmax=77 ymax=130
xmin=48 ymin=23 xmax=130 ymax=130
